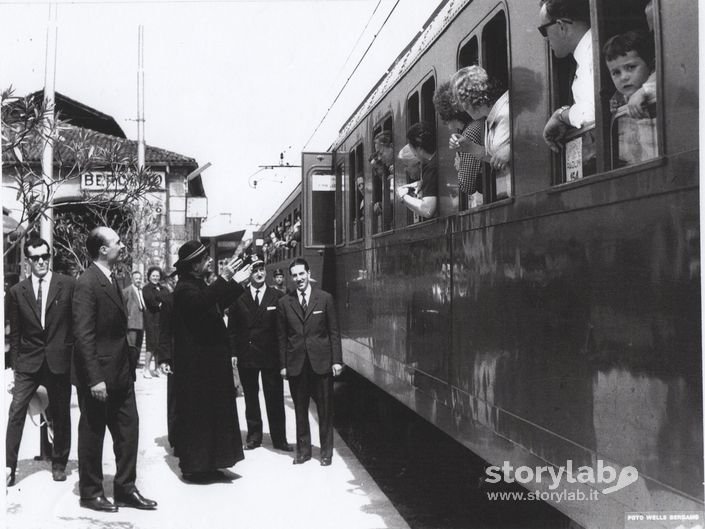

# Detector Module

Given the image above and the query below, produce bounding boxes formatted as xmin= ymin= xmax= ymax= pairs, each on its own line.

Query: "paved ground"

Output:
xmin=4 ymin=370 xmax=411 ymax=529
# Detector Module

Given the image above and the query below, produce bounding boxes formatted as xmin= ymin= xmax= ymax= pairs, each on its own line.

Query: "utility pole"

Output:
xmin=137 ymin=25 xmax=146 ymax=171
xmin=40 ymin=1 xmax=58 ymax=247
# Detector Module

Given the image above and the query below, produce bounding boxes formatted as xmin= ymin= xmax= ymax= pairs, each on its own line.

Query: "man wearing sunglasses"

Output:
xmin=539 ymin=0 xmax=594 ymax=153
xmin=6 ymin=237 xmax=75 ymax=487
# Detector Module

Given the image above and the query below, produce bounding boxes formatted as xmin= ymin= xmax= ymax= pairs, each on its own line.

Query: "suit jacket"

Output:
xmin=72 ymin=263 xmax=132 ymax=390
xmin=227 ymin=286 xmax=282 ymax=369
xmin=8 ymin=273 xmax=75 ymax=374
xmin=122 ymin=284 xmax=144 ymax=330
xmin=277 ymin=287 xmax=342 ymax=376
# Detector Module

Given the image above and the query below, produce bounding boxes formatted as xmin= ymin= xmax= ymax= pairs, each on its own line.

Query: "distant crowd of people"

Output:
xmin=6 ymin=228 xmax=342 ymax=512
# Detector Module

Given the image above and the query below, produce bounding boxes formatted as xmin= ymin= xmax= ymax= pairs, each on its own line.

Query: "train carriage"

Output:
xmin=258 ymin=1 xmax=701 ymax=527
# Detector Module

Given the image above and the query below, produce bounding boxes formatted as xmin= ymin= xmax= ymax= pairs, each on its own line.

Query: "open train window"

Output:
xmin=335 ymin=158 xmax=344 ymax=244
xmin=600 ymin=0 xmax=659 ymax=170
xmin=371 ymin=116 xmax=394 ymax=234
xmin=407 ymin=92 xmax=420 ymax=127
xmin=451 ymin=9 xmax=510 ymax=210
xmin=458 ymin=35 xmax=478 ymax=68
xmin=402 ymin=73 xmax=438 ymax=224
xmin=348 ymin=143 xmax=365 ymax=241
xmin=547 ymin=0 xmax=660 ymax=184
xmin=482 ymin=11 xmax=508 ymax=93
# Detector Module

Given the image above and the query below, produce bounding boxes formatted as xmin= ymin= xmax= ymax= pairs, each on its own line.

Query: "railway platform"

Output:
xmin=4 ymin=371 xmax=410 ymax=529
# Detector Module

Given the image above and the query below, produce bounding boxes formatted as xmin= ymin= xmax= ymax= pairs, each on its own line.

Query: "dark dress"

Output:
xmin=171 ymin=274 xmax=245 ymax=474
xmin=142 ymin=283 xmax=163 ymax=352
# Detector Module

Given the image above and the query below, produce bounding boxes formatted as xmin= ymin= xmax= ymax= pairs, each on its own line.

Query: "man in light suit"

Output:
xmin=5 ymin=237 xmax=74 ymax=486
xmin=227 ymin=255 xmax=291 ymax=452
xmin=277 ymin=257 xmax=342 ymax=466
xmin=123 ymin=271 xmax=145 ymax=374
xmin=72 ymin=227 xmax=156 ymax=512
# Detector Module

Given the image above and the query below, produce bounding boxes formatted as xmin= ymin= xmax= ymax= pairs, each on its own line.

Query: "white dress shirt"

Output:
xmin=134 ymin=285 xmax=145 ymax=310
xmin=297 ymin=285 xmax=312 ymax=308
xmin=32 ymin=271 xmax=52 ymax=328
xmin=568 ymin=29 xmax=595 ymax=128
xmin=250 ymin=284 xmax=266 ymax=305
xmin=94 ymin=261 xmax=113 ymax=282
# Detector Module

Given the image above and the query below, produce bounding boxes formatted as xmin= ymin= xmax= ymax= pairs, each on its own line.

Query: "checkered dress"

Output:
xmin=456 ymin=119 xmax=486 ymax=194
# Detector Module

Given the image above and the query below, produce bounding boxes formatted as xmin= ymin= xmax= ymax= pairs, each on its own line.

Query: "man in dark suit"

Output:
xmin=122 ymin=271 xmax=145 ymax=375
xmin=72 ymin=227 xmax=157 ymax=513
xmin=228 ymin=256 xmax=291 ymax=452
xmin=5 ymin=237 xmax=74 ymax=486
xmin=277 ymin=257 xmax=342 ymax=466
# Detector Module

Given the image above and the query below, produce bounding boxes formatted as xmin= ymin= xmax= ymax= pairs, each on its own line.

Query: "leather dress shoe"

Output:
xmin=292 ymin=455 xmax=311 ymax=465
xmin=115 ymin=490 xmax=157 ymax=510
xmin=244 ymin=441 xmax=261 ymax=450
xmin=320 ymin=457 xmax=332 ymax=467
xmin=52 ymin=467 xmax=67 ymax=482
xmin=273 ymin=443 xmax=293 ymax=452
xmin=80 ymin=496 xmax=118 ymax=512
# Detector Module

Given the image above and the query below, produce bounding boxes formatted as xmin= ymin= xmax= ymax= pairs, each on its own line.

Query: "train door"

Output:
xmin=301 ymin=152 xmax=336 ymax=293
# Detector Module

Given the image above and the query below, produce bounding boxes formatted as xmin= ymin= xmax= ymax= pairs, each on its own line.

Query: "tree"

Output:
xmin=2 ymin=87 xmax=162 ymax=273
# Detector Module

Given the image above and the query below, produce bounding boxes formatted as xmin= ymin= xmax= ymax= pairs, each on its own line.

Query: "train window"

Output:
xmin=348 ymin=143 xmax=365 ymax=241
xmin=407 ymin=92 xmax=420 ymax=127
xmin=481 ymin=11 xmax=511 ymax=200
xmin=291 ymin=208 xmax=302 ymax=255
xmin=458 ymin=35 xmax=478 ymax=68
xmin=482 ymin=11 xmax=508 ymax=92
xmin=420 ymin=77 xmax=437 ymax=154
xmin=306 ymin=171 xmax=335 ymax=246
xmin=335 ymin=159 xmax=344 ymax=244
xmin=599 ymin=0 xmax=659 ymax=170
xmin=402 ymin=74 xmax=438 ymax=224
xmin=546 ymin=0 xmax=660 ymax=184
xmin=371 ymin=116 xmax=394 ymax=234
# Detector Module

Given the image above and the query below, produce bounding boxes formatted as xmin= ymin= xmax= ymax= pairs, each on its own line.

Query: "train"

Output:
xmin=256 ymin=1 xmax=701 ymax=528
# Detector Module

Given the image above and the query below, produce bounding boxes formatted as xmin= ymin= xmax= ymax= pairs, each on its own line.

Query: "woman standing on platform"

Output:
xmin=142 ymin=266 xmax=164 ymax=378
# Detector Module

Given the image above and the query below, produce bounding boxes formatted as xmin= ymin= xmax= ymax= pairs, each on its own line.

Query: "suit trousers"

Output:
xmin=77 ymin=384 xmax=139 ymax=499
xmin=288 ymin=357 xmax=334 ymax=459
xmin=5 ymin=361 xmax=71 ymax=470
xmin=239 ymin=366 xmax=287 ymax=446
xmin=127 ymin=329 xmax=144 ymax=369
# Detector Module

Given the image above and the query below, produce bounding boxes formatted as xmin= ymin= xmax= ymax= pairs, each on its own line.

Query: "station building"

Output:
xmin=2 ymin=91 xmax=206 ymax=281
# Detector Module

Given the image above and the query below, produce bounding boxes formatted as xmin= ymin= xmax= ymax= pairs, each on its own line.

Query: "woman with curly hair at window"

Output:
xmin=450 ymin=65 xmax=511 ymax=198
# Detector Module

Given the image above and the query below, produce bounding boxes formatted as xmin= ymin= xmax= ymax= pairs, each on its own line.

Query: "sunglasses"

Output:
xmin=28 ymin=253 xmax=51 ymax=263
xmin=538 ymin=18 xmax=572 ymax=37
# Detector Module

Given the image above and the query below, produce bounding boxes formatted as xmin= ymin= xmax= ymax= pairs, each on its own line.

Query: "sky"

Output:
xmin=0 ymin=0 xmax=439 ymax=235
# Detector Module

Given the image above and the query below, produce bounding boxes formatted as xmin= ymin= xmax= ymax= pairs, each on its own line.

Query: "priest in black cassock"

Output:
xmin=170 ymin=241 xmax=252 ymax=482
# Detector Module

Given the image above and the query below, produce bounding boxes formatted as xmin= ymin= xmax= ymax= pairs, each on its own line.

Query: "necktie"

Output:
xmin=36 ymin=278 xmax=43 ymax=318
xmin=300 ymin=292 xmax=307 ymax=313
xmin=137 ymin=287 xmax=145 ymax=310
xmin=254 ymin=289 xmax=260 ymax=306
xmin=111 ymin=273 xmax=123 ymax=302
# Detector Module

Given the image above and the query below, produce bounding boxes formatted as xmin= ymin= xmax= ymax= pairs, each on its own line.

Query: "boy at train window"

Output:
xmin=603 ymin=30 xmax=657 ymax=166
xmin=603 ymin=30 xmax=656 ymax=118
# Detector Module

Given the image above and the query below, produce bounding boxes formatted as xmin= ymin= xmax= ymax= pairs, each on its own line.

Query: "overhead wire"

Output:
xmin=302 ymin=0 xmax=401 ymax=151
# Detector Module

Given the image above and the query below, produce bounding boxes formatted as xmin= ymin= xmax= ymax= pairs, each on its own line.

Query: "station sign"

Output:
xmin=311 ymin=173 xmax=335 ymax=191
xmin=186 ymin=196 xmax=208 ymax=218
xmin=80 ymin=171 xmax=166 ymax=191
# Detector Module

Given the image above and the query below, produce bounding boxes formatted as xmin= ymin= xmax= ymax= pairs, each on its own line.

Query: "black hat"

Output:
xmin=175 ymin=240 xmax=208 ymax=267
xmin=273 ymin=268 xmax=284 ymax=276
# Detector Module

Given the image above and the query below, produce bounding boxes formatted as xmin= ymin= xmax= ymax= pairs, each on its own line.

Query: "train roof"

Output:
xmin=332 ymin=0 xmax=469 ymax=149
